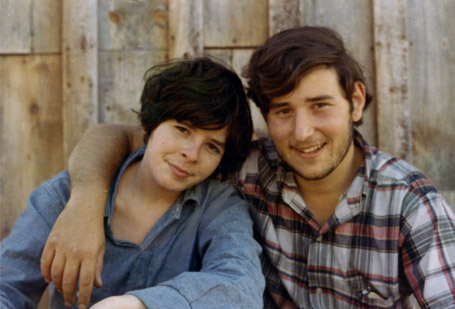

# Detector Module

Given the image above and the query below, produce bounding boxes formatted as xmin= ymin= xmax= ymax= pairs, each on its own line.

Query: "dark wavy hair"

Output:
xmin=243 ymin=26 xmax=373 ymax=126
xmin=137 ymin=57 xmax=253 ymax=179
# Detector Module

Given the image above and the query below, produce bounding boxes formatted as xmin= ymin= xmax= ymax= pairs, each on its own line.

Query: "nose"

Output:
xmin=293 ymin=111 xmax=315 ymax=141
xmin=181 ymin=140 xmax=201 ymax=162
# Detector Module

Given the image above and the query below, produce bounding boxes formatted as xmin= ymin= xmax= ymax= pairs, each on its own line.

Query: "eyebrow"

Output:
xmin=270 ymin=95 xmax=334 ymax=109
xmin=269 ymin=102 xmax=290 ymax=110
xmin=305 ymin=95 xmax=334 ymax=103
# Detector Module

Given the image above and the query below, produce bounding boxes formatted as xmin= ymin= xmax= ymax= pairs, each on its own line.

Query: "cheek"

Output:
xmin=267 ymin=118 xmax=291 ymax=140
xmin=317 ymin=110 xmax=348 ymax=133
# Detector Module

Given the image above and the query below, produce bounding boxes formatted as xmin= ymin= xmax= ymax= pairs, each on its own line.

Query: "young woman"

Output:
xmin=0 ymin=58 xmax=264 ymax=308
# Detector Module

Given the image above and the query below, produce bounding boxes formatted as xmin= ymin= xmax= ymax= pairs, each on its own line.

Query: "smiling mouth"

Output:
xmin=168 ymin=162 xmax=191 ymax=178
xmin=294 ymin=143 xmax=325 ymax=154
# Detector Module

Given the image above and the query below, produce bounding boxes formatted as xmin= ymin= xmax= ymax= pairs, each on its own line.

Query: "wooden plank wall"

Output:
xmin=1 ymin=0 xmax=454 ymax=306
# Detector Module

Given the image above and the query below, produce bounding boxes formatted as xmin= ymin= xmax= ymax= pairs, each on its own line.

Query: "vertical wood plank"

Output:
xmin=0 ymin=0 xmax=61 ymax=54
xmin=405 ymin=0 xmax=455 ymax=195
xmin=0 ymin=0 xmax=33 ymax=53
xmin=99 ymin=50 xmax=167 ymax=125
xmin=204 ymin=0 xmax=268 ymax=48
xmin=98 ymin=0 xmax=167 ymax=51
xmin=373 ymin=0 xmax=412 ymax=161
xmin=0 ymin=55 xmax=63 ymax=240
xmin=32 ymin=0 xmax=62 ymax=53
xmin=168 ymin=0 xmax=203 ymax=58
xmin=62 ymin=0 xmax=98 ymax=160
xmin=269 ymin=0 xmax=301 ymax=36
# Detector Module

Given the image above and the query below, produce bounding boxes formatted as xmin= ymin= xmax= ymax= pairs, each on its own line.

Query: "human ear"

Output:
xmin=351 ymin=82 xmax=366 ymax=122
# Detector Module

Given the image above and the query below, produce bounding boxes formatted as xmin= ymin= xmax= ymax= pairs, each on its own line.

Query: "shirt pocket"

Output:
xmin=347 ymin=275 xmax=398 ymax=308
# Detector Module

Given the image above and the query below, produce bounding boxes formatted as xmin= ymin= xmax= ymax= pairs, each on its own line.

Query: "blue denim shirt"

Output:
xmin=0 ymin=148 xmax=264 ymax=308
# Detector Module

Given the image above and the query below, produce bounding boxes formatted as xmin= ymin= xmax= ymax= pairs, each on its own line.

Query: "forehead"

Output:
xmin=271 ymin=67 xmax=344 ymax=104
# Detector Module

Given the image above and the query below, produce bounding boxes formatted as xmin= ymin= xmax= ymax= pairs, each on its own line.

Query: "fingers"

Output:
xmin=94 ymin=250 xmax=104 ymax=288
xmin=50 ymin=252 xmax=66 ymax=293
xmin=62 ymin=258 xmax=81 ymax=307
xmin=40 ymin=238 xmax=56 ymax=283
xmin=77 ymin=260 xmax=97 ymax=309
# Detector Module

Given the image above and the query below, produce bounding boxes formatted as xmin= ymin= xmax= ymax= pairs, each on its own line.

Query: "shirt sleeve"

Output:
xmin=127 ymin=185 xmax=265 ymax=309
xmin=401 ymin=189 xmax=455 ymax=307
xmin=0 ymin=172 xmax=69 ymax=308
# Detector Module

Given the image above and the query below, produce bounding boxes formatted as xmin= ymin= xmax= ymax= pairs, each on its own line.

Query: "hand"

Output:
xmin=40 ymin=193 xmax=106 ymax=308
xmin=90 ymin=295 xmax=146 ymax=309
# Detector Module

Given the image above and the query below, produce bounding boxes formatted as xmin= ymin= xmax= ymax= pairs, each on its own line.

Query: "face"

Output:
xmin=141 ymin=119 xmax=227 ymax=194
xmin=266 ymin=67 xmax=365 ymax=182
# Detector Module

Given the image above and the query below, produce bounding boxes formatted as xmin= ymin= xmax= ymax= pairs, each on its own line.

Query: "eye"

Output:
xmin=207 ymin=143 xmax=222 ymax=154
xmin=274 ymin=108 xmax=293 ymax=119
xmin=175 ymin=125 xmax=189 ymax=135
xmin=314 ymin=103 xmax=328 ymax=109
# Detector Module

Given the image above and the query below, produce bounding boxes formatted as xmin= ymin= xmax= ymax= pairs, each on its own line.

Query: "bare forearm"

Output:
xmin=68 ymin=124 xmax=143 ymax=211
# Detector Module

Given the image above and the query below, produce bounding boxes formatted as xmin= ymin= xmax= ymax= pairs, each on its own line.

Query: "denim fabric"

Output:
xmin=0 ymin=148 xmax=264 ymax=308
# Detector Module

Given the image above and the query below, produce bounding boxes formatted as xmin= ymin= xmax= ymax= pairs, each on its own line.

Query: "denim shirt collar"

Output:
xmin=104 ymin=147 xmax=201 ymax=227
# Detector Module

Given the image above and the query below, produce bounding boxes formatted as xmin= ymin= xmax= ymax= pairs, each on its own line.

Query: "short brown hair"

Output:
xmin=243 ymin=26 xmax=373 ymax=126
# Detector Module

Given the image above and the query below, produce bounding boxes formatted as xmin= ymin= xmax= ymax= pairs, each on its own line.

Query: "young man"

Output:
xmin=40 ymin=27 xmax=455 ymax=308
xmin=0 ymin=58 xmax=264 ymax=308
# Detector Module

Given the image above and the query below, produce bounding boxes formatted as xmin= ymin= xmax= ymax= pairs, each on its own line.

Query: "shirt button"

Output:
xmin=316 ymin=287 xmax=322 ymax=294
xmin=316 ymin=236 xmax=323 ymax=241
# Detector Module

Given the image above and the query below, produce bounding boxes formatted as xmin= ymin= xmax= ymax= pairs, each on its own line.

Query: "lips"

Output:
xmin=297 ymin=143 xmax=324 ymax=153
xmin=168 ymin=162 xmax=191 ymax=178
xmin=292 ymin=143 xmax=326 ymax=159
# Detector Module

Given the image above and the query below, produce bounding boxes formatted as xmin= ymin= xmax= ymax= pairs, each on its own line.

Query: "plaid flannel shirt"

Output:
xmin=237 ymin=130 xmax=455 ymax=308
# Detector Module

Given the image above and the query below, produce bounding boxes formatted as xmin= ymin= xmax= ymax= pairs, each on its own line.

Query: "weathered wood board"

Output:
xmin=0 ymin=55 xmax=63 ymax=239
xmin=204 ymin=0 xmax=268 ymax=47
xmin=0 ymin=0 xmax=61 ymax=54
xmin=98 ymin=0 xmax=168 ymax=51
xmin=99 ymin=50 xmax=167 ymax=125
xmin=405 ymin=0 xmax=455 ymax=200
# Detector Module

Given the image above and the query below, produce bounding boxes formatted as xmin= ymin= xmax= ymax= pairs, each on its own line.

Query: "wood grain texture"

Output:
xmin=204 ymin=0 xmax=268 ymax=47
xmin=0 ymin=0 xmax=33 ymax=53
xmin=0 ymin=55 xmax=63 ymax=240
xmin=169 ymin=0 xmax=203 ymax=58
xmin=373 ymin=0 xmax=412 ymax=162
xmin=0 ymin=0 xmax=61 ymax=54
xmin=32 ymin=0 xmax=62 ymax=53
xmin=99 ymin=50 xmax=167 ymax=125
xmin=62 ymin=0 xmax=98 ymax=161
xmin=405 ymin=0 xmax=455 ymax=194
xmin=269 ymin=0 xmax=301 ymax=36
xmin=98 ymin=0 xmax=167 ymax=51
